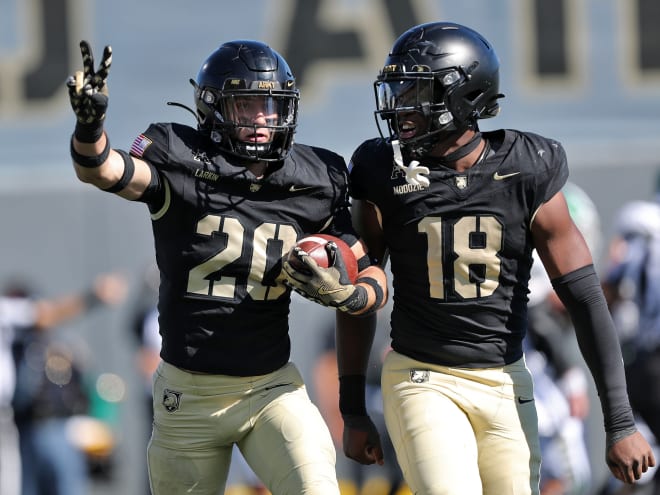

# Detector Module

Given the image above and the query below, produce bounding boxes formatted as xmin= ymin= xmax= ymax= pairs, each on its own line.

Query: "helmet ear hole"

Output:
xmin=481 ymin=94 xmax=505 ymax=118
xmin=482 ymin=102 xmax=501 ymax=119
xmin=464 ymin=90 xmax=485 ymax=104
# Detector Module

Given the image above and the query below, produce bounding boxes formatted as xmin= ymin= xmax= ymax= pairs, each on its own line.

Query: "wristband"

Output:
xmin=338 ymin=277 xmax=384 ymax=315
xmin=74 ymin=121 xmax=105 ymax=144
xmin=339 ymin=374 xmax=367 ymax=416
xmin=338 ymin=285 xmax=368 ymax=314
xmin=356 ymin=276 xmax=384 ymax=310
xmin=70 ymin=135 xmax=110 ymax=168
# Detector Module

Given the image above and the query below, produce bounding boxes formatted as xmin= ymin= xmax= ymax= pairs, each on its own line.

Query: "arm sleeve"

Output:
xmin=551 ymin=264 xmax=635 ymax=434
xmin=336 ymin=311 xmax=377 ymax=416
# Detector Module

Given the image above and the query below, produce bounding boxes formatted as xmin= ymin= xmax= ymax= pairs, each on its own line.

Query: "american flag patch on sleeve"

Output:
xmin=130 ymin=134 xmax=153 ymax=157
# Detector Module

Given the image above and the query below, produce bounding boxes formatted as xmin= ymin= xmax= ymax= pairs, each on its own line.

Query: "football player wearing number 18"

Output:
xmin=66 ymin=39 xmax=387 ymax=495
xmin=336 ymin=22 xmax=655 ymax=495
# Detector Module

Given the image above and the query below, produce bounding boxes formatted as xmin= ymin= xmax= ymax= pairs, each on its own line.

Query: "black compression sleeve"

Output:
xmin=551 ymin=265 xmax=635 ymax=435
xmin=339 ymin=374 xmax=367 ymax=416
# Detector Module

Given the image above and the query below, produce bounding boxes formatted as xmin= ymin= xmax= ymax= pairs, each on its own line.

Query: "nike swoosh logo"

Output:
xmin=289 ymin=185 xmax=314 ymax=192
xmin=493 ymin=171 xmax=521 ymax=181
xmin=264 ymin=382 xmax=293 ymax=391
xmin=318 ymin=286 xmax=345 ymax=295
xmin=517 ymin=397 xmax=534 ymax=404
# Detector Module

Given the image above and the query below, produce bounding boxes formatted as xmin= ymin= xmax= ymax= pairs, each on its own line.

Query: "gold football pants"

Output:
xmin=148 ymin=360 xmax=340 ymax=495
xmin=381 ymin=351 xmax=541 ymax=495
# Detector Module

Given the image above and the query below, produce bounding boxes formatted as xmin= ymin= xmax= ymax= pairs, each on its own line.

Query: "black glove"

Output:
xmin=283 ymin=241 xmax=368 ymax=313
xmin=66 ymin=40 xmax=112 ymax=142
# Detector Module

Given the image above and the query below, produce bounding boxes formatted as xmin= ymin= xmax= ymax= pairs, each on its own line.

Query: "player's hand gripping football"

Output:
xmin=342 ymin=414 xmax=384 ymax=466
xmin=283 ymin=242 xmax=367 ymax=313
xmin=66 ymin=40 xmax=112 ymax=142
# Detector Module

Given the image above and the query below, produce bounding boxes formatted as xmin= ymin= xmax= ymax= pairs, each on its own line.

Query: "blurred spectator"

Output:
xmin=136 ymin=306 xmax=160 ymax=424
xmin=601 ymin=180 xmax=660 ymax=495
xmin=527 ymin=182 xmax=600 ymax=495
xmin=130 ymin=264 xmax=161 ymax=405
xmin=525 ymin=296 xmax=593 ymax=495
xmin=129 ymin=265 xmax=160 ymax=495
xmin=2 ymin=273 xmax=127 ymax=495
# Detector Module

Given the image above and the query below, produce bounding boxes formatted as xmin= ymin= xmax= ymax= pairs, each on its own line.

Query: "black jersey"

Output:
xmin=349 ymin=129 xmax=568 ymax=367
xmin=129 ymin=122 xmax=355 ymax=375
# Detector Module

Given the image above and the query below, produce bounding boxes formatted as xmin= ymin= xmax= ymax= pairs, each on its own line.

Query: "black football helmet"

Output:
xmin=375 ymin=22 xmax=503 ymax=158
xmin=194 ymin=40 xmax=299 ymax=162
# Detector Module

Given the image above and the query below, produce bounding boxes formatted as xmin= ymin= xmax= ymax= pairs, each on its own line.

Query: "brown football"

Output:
xmin=288 ymin=234 xmax=358 ymax=283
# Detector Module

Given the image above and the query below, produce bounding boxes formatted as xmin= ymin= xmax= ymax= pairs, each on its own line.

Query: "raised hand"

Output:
xmin=67 ymin=40 xmax=112 ymax=141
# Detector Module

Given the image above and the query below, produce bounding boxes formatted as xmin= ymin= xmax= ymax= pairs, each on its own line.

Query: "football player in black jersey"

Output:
xmin=328 ymin=22 xmax=654 ymax=495
xmin=66 ymin=39 xmax=387 ymax=495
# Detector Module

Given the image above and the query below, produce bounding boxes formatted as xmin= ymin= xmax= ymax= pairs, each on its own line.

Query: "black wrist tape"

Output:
xmin=102 ymin=149 xmax=135 ymax=193
xmin=551 ymin=264 xmax=635 ymax=433
xmin=70 ymin=135 xmax=110 ymax=168
xmin=74 ymin=121 xmax=105 ymax=144
xmin=356 ymin=276 xmax=384 ymax=311
xmin=339 ymin=374 xmax=367 ymax=416
xmin=338 ymin=285 xmax=368 ymax=313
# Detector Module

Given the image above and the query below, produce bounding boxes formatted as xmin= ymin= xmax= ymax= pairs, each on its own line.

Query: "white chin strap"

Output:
xmin=392 ymin=140 xmax=430 ymax=188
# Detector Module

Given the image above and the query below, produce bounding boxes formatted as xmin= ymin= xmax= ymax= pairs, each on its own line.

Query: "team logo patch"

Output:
xmin=130 ymin=134 xmax=152 ymax=157
xmin=162 ymin=389 xmax=182 ymax=412
xmin=455 ymin=176 xmax=468 ymax=189
xmin=410 ymin=369 xmax=430 ymax=383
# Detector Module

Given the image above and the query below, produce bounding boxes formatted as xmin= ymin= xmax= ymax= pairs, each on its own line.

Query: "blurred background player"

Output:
xmin=1 ymin=272 xmax=127 ymax=495
xmin=129 ymin=264 xmax=160 ymax=495
xmin=600 ymin=174 xmax=660 ymax=495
